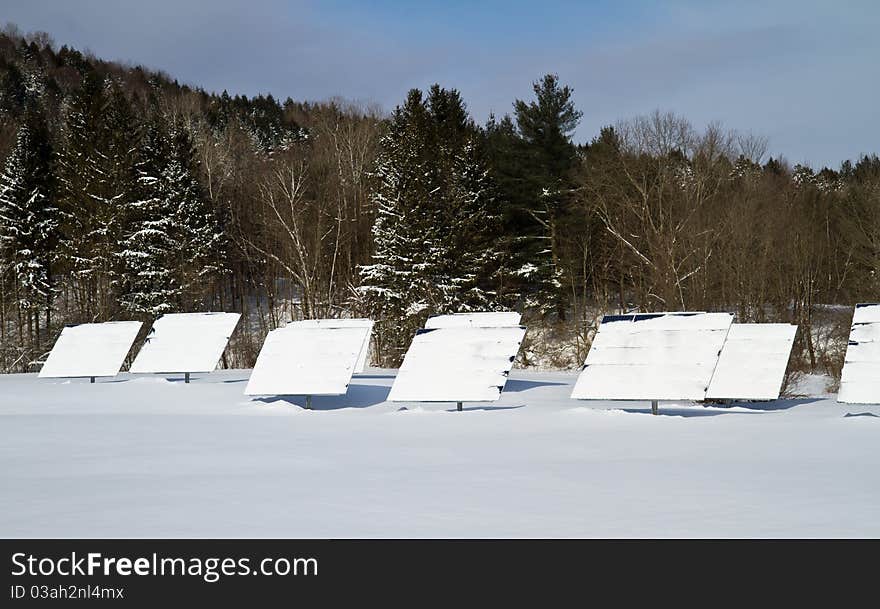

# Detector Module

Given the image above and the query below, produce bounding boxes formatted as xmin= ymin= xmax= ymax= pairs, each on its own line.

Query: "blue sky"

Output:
xmin=3 ymin=0 xmax=878 ymax=167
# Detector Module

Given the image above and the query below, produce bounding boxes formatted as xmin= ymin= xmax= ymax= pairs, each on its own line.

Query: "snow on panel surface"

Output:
xmin=39 ymin=321 xmax=142 ymax=378
xmin=286 ymin=318 xmax=373 ymax=372
xmin=130 ymin=312 xmax=240 ymax=374
xmin=705 ymin=323 xmax=797 ymax=400
xmin=245 ymin=326 xmax=369 ymax=396
xmin=388 ymin=326 xmax=526 ymax=402
xmin=571 ymin=312 xmax=733 ymax=401
xmin=839 ymin=303 xmax=880 ymax=404
xmin=424 ymin=311 xmax=521 ymax=329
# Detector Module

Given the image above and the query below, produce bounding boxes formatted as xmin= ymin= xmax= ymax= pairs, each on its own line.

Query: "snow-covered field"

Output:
xmin=1 ymin=369 xmax=878 ymax=538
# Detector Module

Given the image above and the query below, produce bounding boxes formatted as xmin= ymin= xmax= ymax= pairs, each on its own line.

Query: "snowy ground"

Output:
xmin=1 ymin=369 xmax=878 ymax=538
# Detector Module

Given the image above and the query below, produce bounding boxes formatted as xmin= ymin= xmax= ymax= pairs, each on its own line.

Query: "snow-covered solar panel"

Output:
xmin=706 ymin=323 xmax=797 ymax=401
xmin=838 ymin=303 xmax=880 ymax=404
xmin=388 ymin=326 xmax=526 ymax=402
xmin=130 ymin=312 xmax=240 ymax=374
xmin=39 ymin=321 xmax=142 ymax=379
xmin=424 ymin=311 xmax=521 ymax=329
xmin=571 ymin=312 xmax=733 ymax=401
xmin=286 ymin=318 xmax=373 ymax=372
xmin=245 ymin=325 xmax=370 ymax=396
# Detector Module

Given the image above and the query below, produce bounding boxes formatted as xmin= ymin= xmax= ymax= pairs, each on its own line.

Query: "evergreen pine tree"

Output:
xmin=485 ymin=112 xmax=533 ymax=306
xmin=118 ymin=113 xmax=224 ymax=316
xmin=117 ymin=111 xmax=178 ymax=316
xmin=103 ymin=79 xmax=143 ymax=296
xmin=0 ymin=101 xmax=58 ymax=340
xmin=57 ymin=71 xmax=115 ymax=318
xmin=166 ymin=118 xmax=223 ymax=306
xmin=490 ymin=74 xmax=582 ymax=319
xmin=58 ymin=74 xmax=144 ymax=318
xmin=0 ymin=60 xmax=27 ymax=116
xmin=357 ymin=90 xmax=430 ymax=364
xmin=358 ymin=86 xmax=502 ymax=365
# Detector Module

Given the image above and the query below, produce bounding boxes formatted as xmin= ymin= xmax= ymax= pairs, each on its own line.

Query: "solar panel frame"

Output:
xmin=285 ymin=318 xmax=374 ymax=372
xmin=571 ymin=312 xmax=734 ymax=401
xmin=38 ymin=321 xmax=143 ymax=379
xmin=129 ymin=312 xmax=241 ymax=374
xmin=424 ymin=311 xmax=522 ymax=329
xmin=387 ymin=325 xmax=526 ymax=403
xmin=838 ymin=303 xmax=880 ymax=404
xmin=705 ymin=323 xmax=797 ymax=401
xmin=244 ymin=325 xmax=370 ymax=396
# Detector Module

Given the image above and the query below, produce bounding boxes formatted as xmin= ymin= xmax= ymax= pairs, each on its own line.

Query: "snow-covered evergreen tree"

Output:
xmin=357 ymin=86 xmax=502 ymax=366
xmin=166 ymin=119 xmax=224 ymax=305
xmin=505 ymin=74 xmax=582 ymax=318
xmin=0 ymin=103 xmax=58 ymax=325
xmin=357 ymin=91 xmax=429 ymax=364
xmin=446 ymin=138 xmax=503 ymax=307
xmin=117 ymin=111 xmax=177 ymax=316
xmin=792 ymin=163 xmax=816 ymax=188
xmin=118 ymin=113 xmax=225 ymax=316
xmin=57 ymin=73 xmax=139 ymax=318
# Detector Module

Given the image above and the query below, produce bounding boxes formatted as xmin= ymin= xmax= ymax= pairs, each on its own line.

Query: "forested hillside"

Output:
xmin=1 ymin=25 xmax=878 ymax=380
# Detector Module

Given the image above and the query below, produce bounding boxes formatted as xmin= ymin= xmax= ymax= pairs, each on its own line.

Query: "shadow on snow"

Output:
xmin=448 ymin=405 xmax=525 ymax=412
xmin=503 ymin=379 xmax=569 ymax=392
xmin=619 ymin=397 xmax=825 ymax=417
xmin=620 ymin=407 xmax=764 ymax=418
xmin=251 ymin=383 xmax=391 ymax=410
xmin=725 ymin=397 xmax=825 ymax=412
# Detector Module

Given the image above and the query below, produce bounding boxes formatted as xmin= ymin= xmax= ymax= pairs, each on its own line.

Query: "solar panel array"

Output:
xmin=571 ymin=312 xmax=734 ymax=401
xmin=39 ymin=321 xmax=142 ymax=379
xmin=286 ymin=318 xmax=373 ymax=372
xmin=33 ymin=306 xmax=842 ymax=405
xmin=245 ymin=325 xmax=371 ymax=396
xmin=706 ymin=323 xmax=797 ymax=401
xmin=838 ymin=303 xmax=880 ymax=404
xmin=388 ymin=325 xmax=526 ymax=402
xmin=130 ymin=312 xmax=241 ymax=374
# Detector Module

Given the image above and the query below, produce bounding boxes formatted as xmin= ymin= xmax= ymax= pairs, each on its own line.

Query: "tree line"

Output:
xmin=1 ymin=25 xmax=878 ymax=384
